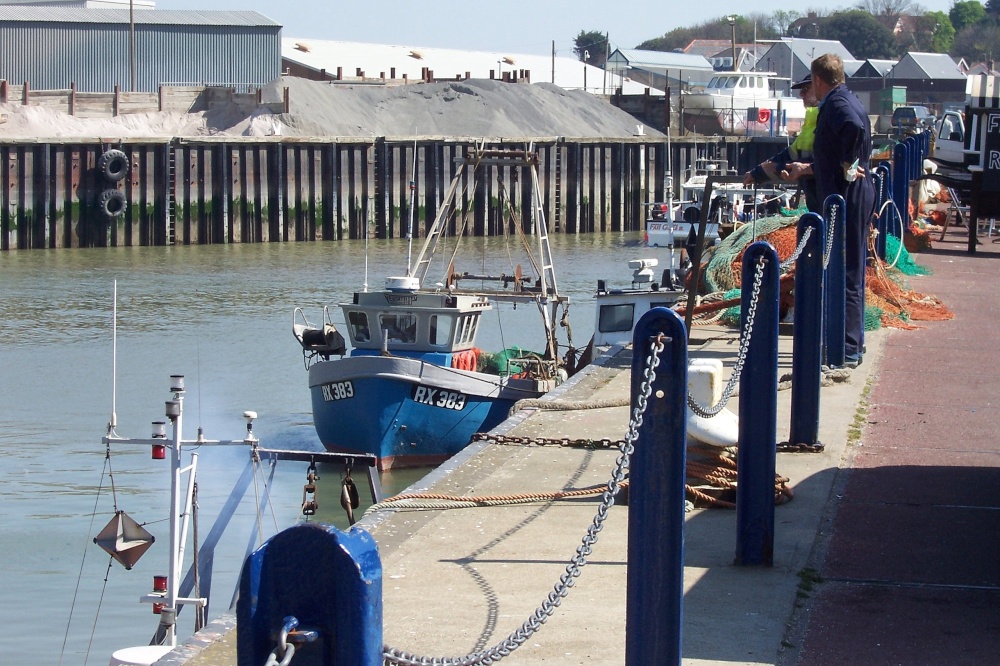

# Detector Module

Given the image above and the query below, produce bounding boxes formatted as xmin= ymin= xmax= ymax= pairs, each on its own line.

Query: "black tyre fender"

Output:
xmin=98 ymin=149 xmax=129 ymax=182
xmin=99 ymin=189 xmax=127 ymax=218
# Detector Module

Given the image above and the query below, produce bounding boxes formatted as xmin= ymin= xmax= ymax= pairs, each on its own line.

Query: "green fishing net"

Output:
xmin=883 ymin=234 xmax=931 ymax=276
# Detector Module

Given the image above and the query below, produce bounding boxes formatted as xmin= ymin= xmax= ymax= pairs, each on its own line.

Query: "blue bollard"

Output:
xmin=893 ymin=142 xmax=910 ymax=235
xmin=626 ymin=307 xmax=688 ymax=666
xmin=735 ymin=241 xmax=780 ymax=567
xmin=823 ymin=195 xmax=847 ymax=368
xmin=788 ymin=213 xmax=825 ymax=449
xmin=237 ymin=523 xmax=383 ymax=666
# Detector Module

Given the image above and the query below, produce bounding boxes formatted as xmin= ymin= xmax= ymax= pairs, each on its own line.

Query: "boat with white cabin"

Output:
xmin=682 ymin=71 xmax=805 ymax=137
xmin=293 ymin=145 xmax=575 ymax=470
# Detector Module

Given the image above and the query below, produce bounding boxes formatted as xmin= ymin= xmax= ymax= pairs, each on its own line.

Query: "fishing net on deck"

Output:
xmin=478 ymin=346 xmax=541 ymax=375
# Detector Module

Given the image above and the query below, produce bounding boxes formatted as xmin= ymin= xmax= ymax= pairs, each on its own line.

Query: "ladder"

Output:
xmin=166 ymin=144 xmax=176 ymax=245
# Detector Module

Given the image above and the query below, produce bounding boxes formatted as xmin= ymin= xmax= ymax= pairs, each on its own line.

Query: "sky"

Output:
xmin=156 ymin=0 xmax=961 ymax=56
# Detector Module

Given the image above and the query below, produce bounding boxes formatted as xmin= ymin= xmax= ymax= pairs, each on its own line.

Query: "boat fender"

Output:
xmin=98 ymin=148 xmax=129 ymax=182
xmin=98 ymin=188 xmax=127 ymax=218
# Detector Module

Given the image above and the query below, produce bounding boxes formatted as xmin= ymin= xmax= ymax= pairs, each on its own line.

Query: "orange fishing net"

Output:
xmin=866 ymin=248 xmax=953 ymax=328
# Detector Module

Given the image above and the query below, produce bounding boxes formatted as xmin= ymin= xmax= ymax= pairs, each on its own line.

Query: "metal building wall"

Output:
xmin=0 ymin=10 xmax=281 ymax=92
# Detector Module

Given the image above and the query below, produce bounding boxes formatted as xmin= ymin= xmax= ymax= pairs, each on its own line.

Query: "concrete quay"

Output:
xmin=166 ymin=223 xmax=999 ymax=665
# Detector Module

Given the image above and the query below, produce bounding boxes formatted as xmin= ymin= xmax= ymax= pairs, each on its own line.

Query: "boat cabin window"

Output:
xmin=598 ymin=304 xmax=635 ymax=334
xmin=725 ymin=77 xmax=738 ymax=89
xmin=429 ymin=314 xmax=455 ymax=346
xmin=379 ymin=313 xmax=417 ymax=344
xmin=756 ymin=77 xmax=764 ymax=88
xmin=456 ymin=314 xmax=480 ymax=345
xmin=347 ymin=311 xmax=371 ymax=343
xmin=738 ymin=77 xmax=748 ymax=88
xmin=708 ymin=76 xmax=720 ymax=88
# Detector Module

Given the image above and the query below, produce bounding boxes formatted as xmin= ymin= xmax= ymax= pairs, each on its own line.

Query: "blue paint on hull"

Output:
xmin=311 ymin=375 xmax=517 ymax=465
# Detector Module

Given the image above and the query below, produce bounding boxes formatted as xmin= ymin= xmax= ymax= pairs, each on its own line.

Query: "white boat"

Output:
xmin=682 ymin=71 xmax=805 ymax=137
xmin=645 ymin=159 xmax=790 ymax=248
xmin=587 ymin=260 xmax=738 ymax=447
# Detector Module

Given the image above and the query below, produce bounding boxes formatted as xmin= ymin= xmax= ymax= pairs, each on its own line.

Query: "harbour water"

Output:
xmin=0 ymin=232 xmax=666 ymax=664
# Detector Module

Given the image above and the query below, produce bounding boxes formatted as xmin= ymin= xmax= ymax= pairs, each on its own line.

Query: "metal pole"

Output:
xmin=736 ymin=241 xmax=779 ymax=567
xmin=165 ymin=377 xmax=184 ymax=645
xmin=626 ymin=307 xmax=688 ymax=666
xmin=129 ymin=0 xmax=136 ymax=91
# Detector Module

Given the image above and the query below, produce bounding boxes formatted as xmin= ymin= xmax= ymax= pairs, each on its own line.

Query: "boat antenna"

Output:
xmin=405 ymin=138 xmax=417 ymax=276
xmin=109 ymin=279 xmax=118 ymax=436
xmin=363 ymin=132 xmax=375 ymax=292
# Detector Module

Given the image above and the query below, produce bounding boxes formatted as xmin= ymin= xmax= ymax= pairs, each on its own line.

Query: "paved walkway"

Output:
xmin=792 ymin=225 xmax=1000 ymax=665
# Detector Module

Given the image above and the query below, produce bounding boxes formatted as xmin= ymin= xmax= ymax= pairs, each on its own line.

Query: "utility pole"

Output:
xmin=552 ymin=40 xmax=556 ymax=83
xmin=129 ymin=0 xmax=136 ymax=91
xmin=603 ymin=32 xmax=609 ymax=95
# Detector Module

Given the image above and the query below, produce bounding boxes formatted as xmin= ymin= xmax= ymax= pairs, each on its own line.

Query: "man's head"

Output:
xmin=810 ymin=53 xmax=845 ymax=100
xmin=792 ymin=74 xmax=817 ymax=107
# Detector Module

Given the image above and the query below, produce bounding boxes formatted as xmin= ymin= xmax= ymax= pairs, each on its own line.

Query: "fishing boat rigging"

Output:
xmin=293 ymin=142 xmax=577 ymax=469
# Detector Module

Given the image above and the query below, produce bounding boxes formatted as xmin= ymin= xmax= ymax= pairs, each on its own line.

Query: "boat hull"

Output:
xmin=307 ymin=355 xmax=552 ymax=469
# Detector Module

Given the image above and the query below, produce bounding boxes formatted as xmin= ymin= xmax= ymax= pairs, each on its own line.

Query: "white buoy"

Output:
xmin=108 ymin=645 xmax=173 ymax=666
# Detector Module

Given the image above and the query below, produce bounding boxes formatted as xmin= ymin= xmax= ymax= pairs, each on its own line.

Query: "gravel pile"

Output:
xmin=0 ymin=76 xmax=661 ymax=140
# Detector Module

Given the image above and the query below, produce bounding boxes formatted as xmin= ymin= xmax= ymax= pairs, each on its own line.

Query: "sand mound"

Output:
xmin=0 ymin=76 xmax=661 ymax=140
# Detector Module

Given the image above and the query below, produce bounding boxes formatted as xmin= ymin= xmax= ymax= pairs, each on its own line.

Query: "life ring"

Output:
xmin=98 ymin=149 xmax=129 ymax=182
xmin=757 ymin=108 xmax=771 ymax=124
xmin=99 ymin=189 xmax=127 ymax=218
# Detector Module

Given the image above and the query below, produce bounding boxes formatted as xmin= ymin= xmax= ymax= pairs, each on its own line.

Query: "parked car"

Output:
xmin=892 ymin=105 xmax=935 ymax=130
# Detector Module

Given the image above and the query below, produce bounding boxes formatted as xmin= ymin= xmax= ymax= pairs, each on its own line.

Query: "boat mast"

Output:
xmin=405 ymin=139 xmax=417 ymax=276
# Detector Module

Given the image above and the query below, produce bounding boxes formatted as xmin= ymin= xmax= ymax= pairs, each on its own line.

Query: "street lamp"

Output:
xmin=727 ymin=16 xmax=737 ymax=72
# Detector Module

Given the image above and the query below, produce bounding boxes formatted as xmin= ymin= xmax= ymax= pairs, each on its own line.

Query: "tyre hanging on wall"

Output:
xmin=98 ymin=149 xmax=129 ymax=182
xmin=99 ymin=189 xmax=127 ymax=218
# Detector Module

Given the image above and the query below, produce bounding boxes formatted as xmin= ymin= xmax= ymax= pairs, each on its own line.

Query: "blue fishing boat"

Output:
xmin=293 ymin=145 xmax=574 ymax=469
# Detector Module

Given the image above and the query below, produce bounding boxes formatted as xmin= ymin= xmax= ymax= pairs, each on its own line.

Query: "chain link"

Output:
xmin=779 ymin=225 xmax=813 ymax=272
xmin=687 ymin=256 xmax=765 ymax=418
xmin=823 ymin=203 xmax=838 ymax=270
xmin=472 ymin=433 xmax=623 ymax=449
xmin=383 ymin=335 xmax=666 ymax=666
xmin=263 ymin=616 xmax=299 ymax=666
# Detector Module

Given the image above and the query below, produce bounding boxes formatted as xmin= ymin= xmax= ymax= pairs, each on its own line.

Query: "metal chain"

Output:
xmin=263 ymin=616 xmax=299 ymax=666
xmin=687 ymin=256 xmax=765 ymax=418
xmin=823 ymin=203 xmax=838 ymax=270
xmin=779 ymin=225 xmax=813 ymax=272
xmin=473 ymin=433 xmax=623 ymax=449
xmin=382 ymin=335 xmax=666 ymax=666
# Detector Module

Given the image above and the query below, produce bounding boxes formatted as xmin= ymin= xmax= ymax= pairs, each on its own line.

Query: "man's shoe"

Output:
xmin=845 ymin=353 xmax=863 ymax=369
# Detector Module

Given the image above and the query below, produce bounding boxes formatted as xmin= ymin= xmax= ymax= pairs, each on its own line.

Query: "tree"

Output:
xmin=856 ymin=0 xmax=918 ymax=28
xmin=950 ymin=0 xmax=987 ymax=32
xmin=574 ymin=31 xmax=609 ymax=65
xmin=951 ymin=21 xmax=1000 ymax=62
xmin=770 ymin=10 xmax=802 ymax=36
xmin=923 ymin=11 xmax=955 ymax=53
xmin=821 ymin=10 xmax=898 ymax=59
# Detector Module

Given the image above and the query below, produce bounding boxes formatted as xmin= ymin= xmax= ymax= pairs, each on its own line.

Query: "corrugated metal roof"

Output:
xmin=281 ymin=38 xmax=659 ymax=95
xmin=787 ymin=38 xmax=855 ymax=63
xmin=0 ymin=7 xmax=280 ymax=26
xmin=610 ymin=49 xmax=715 ymax=73
xmin=899 ymin=52 xmax=965 ymax=80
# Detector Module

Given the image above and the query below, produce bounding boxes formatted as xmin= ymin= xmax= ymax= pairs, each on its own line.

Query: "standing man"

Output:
xmin=810 ymin=53 xmax=875 ymax=368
